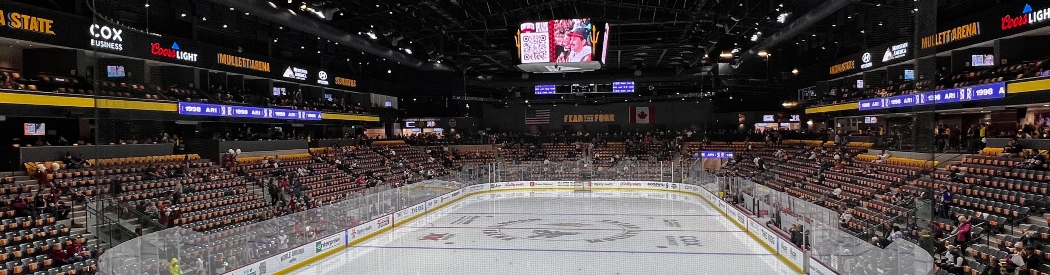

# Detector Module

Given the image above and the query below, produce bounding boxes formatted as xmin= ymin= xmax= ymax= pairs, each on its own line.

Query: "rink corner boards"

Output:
xmin=268 ymin=185 xmax=805 ymax=275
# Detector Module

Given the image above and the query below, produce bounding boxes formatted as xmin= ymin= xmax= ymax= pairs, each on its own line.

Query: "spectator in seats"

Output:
xmin=73 ymin=154 xmax=90 ymax=168
xmin=67 ymin=240 xmax=88 ymax=261
xmin=145 ymin=202 xmax=159 ymax=217
xmin=936 ymin=245 xmax=964 ymax=274
xmin=195 ymin=258 xmax=205 ymax=275
xmin=1021 ymin=246 xmax=1042 ymax=274
xmin=888 ymin=226 xmax=904 ymax=242
xmin=50 ymin=245 xmax=73 ymax=265
xmin=839 ymin=209 xmax=852 ymax=227
xmin=832 ymin=161 xmax=847 ymax=172
xmin=1000 ymin=138 xmax=1023 ymax=157
xmin=1017 ymin=150 xmax=1045 ymax=170
xmin=278 ymin=230 xmax=289 ymax=250
xmin=954 ymin=216 xmax=972 ymax=251
xmin=790 ymin=224 xmax=804 ymax=247
xmin=905 ymin=217 xmax=919 ymax=237
xmin=938 ymin=186 xmax=953 ymax=219
xmin=875 ymin=150 xmax=891 ymax=164
xmin=870 ymin=236 xmax=885 ymax=249
xmin=12 ymin=196 xmax=33 ymax=217
xmin=63 ymin=153 xmax=78 ymax=169
xmin=918 ymin=230 xmax=936 ymax=256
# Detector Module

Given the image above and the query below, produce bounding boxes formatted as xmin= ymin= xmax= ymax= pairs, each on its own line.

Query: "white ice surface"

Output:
xmin=286 ymin=190 xmax=799 ymax=275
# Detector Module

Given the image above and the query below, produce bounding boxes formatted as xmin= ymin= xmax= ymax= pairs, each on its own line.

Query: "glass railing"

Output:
xmin=98 ymin=160 xmax=934 ymax=275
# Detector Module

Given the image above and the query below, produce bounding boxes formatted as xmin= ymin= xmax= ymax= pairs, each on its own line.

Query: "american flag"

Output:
xmin=525 ymin=109 xmax=551 ymax=125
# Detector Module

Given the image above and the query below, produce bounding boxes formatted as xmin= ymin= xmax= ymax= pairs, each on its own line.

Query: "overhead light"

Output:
xmin=229 ymin=7 xmax=234 ymax=10
xmin=1044 ymin=104 xmax=1049 ymax=107
xmin=180 ymin=13 xmax=186 ymax=17
xmin=860 ymin=30 xmax=865 ymax=34
xmin=777 ymin=13 xmax=789 ymax=23
xmin=404 ymin=48 xmax=413 ymax=54
xmin=387 ymin=70 xmax=392 ymax=74
xmin=222 ymin=24 xmax=228 ymax=28
xmin=719 ymin=52 xmax=733 ymax=58
xmin=144 ymin=3 xmax=150 ymax=7
xmin=288 ymin=0 xmax=292 ymax=3
xmin=751 ymin=34 xmax=760 ymax=42
xmin=791 ymin=68 xmax=799 ymax=75
xmin=300 ymin=46 xmax=305 ymax=49
xmin=273 ymin=38 xmax=278 ymax=42
xmin=366 ymin=31 xmax=377 ymax=40
xmin=245 ymin=12 xmax=250 ymax=15
xmin=757 ymin=51 xmax=768 ymax=57
xmin=731 ymin=48 xmax=740 ymax=54
xmin=201 ymin=17 xmax=206 ymax=21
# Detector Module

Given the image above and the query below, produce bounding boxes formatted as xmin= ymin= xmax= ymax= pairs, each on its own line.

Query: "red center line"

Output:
xmin=398 ymin=225 xmax=743 ymax=232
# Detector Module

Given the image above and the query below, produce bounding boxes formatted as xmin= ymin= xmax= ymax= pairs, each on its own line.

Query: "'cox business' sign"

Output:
xmin=88 ymin=24 xmax=122 ymax=51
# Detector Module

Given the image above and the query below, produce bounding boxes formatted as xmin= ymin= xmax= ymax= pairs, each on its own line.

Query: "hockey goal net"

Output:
xmin=573 ymin=180 xmax=592 ymax=191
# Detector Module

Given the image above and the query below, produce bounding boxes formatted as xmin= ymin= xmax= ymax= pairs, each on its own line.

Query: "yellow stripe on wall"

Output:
xmin=97 ymin=99 xmax=178 ymax=112
xmin=322 ymin=113 xmax=381 ymax=122
xmin=1007 ymin=78 xmax=1050 ymax=94
xmin=0 ymin=92 xmax=95 ymax=107
xmin=0 ymin=92 xmax=179 ymax=111
xmin=805 ymin=102 xmax=858 ymax=114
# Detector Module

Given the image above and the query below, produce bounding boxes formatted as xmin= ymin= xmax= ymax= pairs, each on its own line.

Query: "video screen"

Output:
xmin=24 ymin=123 xmax=45 ymax=136
xmin=856 ymin=79 xmax=865 ymax=88
xmin=535 ymin=85 xmax=556 ymax=95
xmin=106 ymin=66 xmax=125 ymax=78
xmin=273 ymin=87 xmax=286 ymax=96
xmin=903 ymin=69 xmax=915 ymax=80
xmin=519 ymin=19 xmax=594 ymax=64
xmin=972 ymin=54 xmax=995 ymax=66
xmin=324 ymin=94 xmax=332 ymax=99
xmin=612 ymin=81 xmax=635 ymax=93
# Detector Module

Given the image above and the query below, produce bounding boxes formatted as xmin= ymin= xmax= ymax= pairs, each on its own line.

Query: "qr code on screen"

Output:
xmin=520 ymin=33 xmax=550 ymax=63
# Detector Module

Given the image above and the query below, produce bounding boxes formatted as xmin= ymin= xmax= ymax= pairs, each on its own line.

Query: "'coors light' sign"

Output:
xmin=151 ymin=42 xmax=198 ymax=62
xmin=1003 ymin=4 xmax=1050 ymax=31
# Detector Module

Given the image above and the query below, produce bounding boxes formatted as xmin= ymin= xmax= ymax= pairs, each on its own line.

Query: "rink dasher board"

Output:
xmin=229 ymin=181 xmax=815 ymax=275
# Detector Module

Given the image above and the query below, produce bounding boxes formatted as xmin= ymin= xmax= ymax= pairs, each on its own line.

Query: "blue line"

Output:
xmin=349 ymin=245 xmax=776 ymax=256
xmin=447 ymin=212 xmax=722 ymax=217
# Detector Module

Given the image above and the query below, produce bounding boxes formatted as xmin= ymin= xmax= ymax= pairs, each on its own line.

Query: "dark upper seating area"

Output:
xmin=811 ymin=58 xmax=1050 ymax=107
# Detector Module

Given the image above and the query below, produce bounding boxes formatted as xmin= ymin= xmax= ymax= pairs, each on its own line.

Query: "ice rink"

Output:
xmin=288 ymin=190 xmax=799 ymax=275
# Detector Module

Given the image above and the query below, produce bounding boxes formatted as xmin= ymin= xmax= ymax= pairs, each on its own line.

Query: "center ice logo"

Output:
xmin=483 ymin=219 xmax=640 ymax=243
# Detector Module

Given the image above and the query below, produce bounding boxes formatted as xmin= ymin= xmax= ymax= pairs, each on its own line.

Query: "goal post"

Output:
xmin=573 ymin=180 xmax=592 ymax=191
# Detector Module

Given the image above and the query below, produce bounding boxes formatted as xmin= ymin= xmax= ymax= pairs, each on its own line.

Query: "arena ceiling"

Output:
xmin=22 ymin=0 xmax=1003 ymax=101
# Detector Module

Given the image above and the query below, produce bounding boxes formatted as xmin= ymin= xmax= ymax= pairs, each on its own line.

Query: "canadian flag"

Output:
xmin=630 ymin=106 xmax=654 ymax=124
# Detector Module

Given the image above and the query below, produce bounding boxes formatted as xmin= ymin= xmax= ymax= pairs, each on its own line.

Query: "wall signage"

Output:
xmin=150 ymin=42 xmax=198 ymax=62
xmin=0 ymin=10 xmax=55 ymax=35
xmin=882 ymin=42 xmax=908 ymax=62
xmin=283 ymin=67 xmax=308 ymax=80
xmin=335 ymin=77 xmax=357 ymax=87
xmin=921 ymin=22 xmax=981 ymax=49
xmin=860 ymin=52 xmax=873 ymax=69
xmin=859 ymin=82 xmax=1006 ymax=111
xmin=88 ymin=24 xmax=122 ymax=51
xmin=217 ymin=53 xmax=271 ymax=72
xmin=1002 ymin=4 xmax=1050 ymax=31
xmin=564 ymin=114 xmax=615 ymax=123
xmin=701 ymin=151 xmax=734 ymax=159
xmin=829 ymin=60 xmax=855 ymax=75
xmin=317 ymin=71 xmax=329 ymax=85
xmin=178 ymin=102 xmax=321 ymax=121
